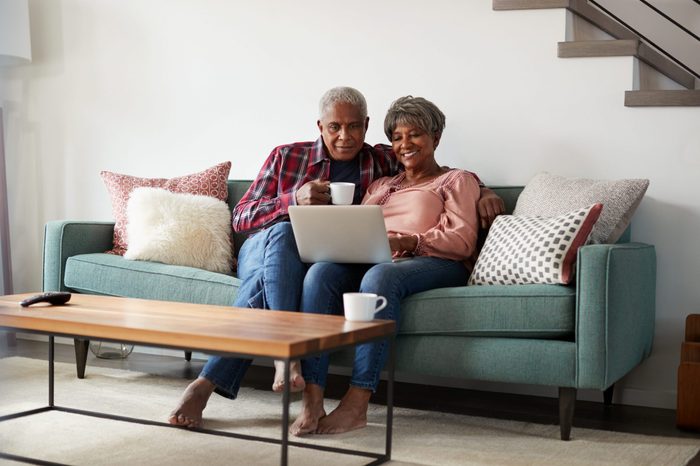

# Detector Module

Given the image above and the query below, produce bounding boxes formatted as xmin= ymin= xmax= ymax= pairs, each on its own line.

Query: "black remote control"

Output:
xmin=20 ymin=292 xmax=72 ymax=307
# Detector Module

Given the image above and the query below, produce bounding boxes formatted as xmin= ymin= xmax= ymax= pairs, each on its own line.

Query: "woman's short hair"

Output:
xmin=383 ymin=96 xmax=446 ymax=140
xmin=319 ymin=87 xmax=368 ymax=120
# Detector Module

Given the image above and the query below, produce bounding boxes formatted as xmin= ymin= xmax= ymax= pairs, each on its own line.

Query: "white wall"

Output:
xmin=1 ymin=0 xmax=699 ymax=409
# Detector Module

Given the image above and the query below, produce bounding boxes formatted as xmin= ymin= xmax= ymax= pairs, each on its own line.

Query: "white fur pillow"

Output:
xmin=124 ymin=187 xmax=233 ymax=274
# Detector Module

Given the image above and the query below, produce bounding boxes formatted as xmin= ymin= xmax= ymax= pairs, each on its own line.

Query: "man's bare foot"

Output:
xmin=272 ymin=360 xmax=306 ymax=393
xmin=289 ymin=384 xmax=326 ymax=436
xmin=316 ymin=386 xmax=371 ymax=435
xmin=168 ymin=377 xmax=216 ymax=428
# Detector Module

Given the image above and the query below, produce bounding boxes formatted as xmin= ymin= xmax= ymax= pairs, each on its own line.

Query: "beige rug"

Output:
xmin=0 ymin=356 xmax=698 ymax=466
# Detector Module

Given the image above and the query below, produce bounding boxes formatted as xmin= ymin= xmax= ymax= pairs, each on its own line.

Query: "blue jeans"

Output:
xmin=200 ymin=222 xmax=306 ymax=399
xmin=300 ymin=257 xmax=468 ymax=391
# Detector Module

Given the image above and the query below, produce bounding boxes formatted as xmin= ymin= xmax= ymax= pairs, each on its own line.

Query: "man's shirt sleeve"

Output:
xmin=232 ymin=146 xmax=296 ymax=234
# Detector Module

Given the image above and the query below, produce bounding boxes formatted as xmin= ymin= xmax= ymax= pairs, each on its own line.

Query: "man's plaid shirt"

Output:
xmin=232 ymin=137 xmax=400 ymax=234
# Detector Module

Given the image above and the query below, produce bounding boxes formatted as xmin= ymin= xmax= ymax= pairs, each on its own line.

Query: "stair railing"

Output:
xmin=586 ymin=0 xmax=700 ymax=80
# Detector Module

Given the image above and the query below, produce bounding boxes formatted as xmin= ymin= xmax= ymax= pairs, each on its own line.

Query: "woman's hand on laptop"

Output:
xmin=388 ymin=233 xmax=418 ymax=258
xmin=295 ymin=180 xmax=331 ymax=205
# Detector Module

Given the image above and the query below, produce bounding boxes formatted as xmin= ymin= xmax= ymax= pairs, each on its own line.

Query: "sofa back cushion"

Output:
xmin=227 ymin=180 xmax=253 ymax=257
xmin=225 ymin=182 xmax=526 ymax=212
xmin=225 ymin=181 xmax=528 ymax=256
xmin=486 ymin=186 xmax=523 ymax=215
xmin=224 ymin=181 xmax=631 ymax=257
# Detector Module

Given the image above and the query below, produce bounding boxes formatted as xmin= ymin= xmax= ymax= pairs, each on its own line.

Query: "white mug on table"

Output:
xmin=343 ymin=292 xmax=388 ymax=321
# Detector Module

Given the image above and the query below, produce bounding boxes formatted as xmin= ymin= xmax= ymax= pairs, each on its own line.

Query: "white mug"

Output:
xmin=343 ymin=292 xmax=388 ymax=321
xmin=330 ymin=182 xmax=355 ymax=205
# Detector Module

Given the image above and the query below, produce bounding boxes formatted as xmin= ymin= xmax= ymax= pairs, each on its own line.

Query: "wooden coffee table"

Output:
xmin=0 ymin=293 xmax=396 ymax=465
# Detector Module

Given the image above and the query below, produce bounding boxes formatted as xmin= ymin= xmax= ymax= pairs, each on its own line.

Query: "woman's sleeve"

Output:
xmin=415 ymin=172 xmax=480 ymax=261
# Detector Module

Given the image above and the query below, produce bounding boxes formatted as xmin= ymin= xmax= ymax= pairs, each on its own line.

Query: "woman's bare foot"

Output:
xmin=168 ymin=377 xmax=216 ymax=428
xmin=289 ymin=384 xmax=326 ymax=436
xmin=316 ymin=386 xmax=371 ymax=435
xmin=272 ymin=360 xmax=306 ymax=393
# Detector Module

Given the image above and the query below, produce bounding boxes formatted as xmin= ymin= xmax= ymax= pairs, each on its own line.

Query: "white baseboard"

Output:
xmin=16 ymin=334 xmax=676 ymax=409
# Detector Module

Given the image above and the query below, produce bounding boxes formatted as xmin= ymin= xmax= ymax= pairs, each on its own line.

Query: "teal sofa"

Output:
xmin=42 ymin=180 xmax=656 ymax=440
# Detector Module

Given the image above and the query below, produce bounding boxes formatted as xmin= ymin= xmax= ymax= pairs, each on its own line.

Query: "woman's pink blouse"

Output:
xmin=361 ymin=169 xmax=480 ymax=262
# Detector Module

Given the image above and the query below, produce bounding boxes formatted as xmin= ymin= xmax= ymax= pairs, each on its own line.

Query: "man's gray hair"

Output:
xmin=319 ymin=87 xmax=368 ymax=120
xmin=383 ymin=96 xmax=446 ymax=140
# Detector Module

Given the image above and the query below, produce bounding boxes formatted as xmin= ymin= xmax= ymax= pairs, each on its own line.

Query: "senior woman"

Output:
xmin=290 ymin=96 xmax=481 ymax=436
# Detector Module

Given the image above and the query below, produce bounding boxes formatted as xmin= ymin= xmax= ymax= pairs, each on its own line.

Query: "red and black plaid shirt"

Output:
xmin=232 ymin=137 xmax=400 ymax=234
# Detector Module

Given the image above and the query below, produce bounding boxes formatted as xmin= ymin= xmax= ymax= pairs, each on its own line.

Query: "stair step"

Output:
xmin=494 ymin=0 xmax=696 ymax=89
xmin=558 ymin=39 xmax=639 ymax=58
xmin=493 ymin=0 xmax=569 ymax=9
xmin=557 ymin=40 xmax=695 ymax=89
xmin=625 ymin=90 xmax=700 ymax=107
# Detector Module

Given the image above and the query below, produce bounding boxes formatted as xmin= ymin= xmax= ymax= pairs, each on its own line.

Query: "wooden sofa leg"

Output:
xmin=603 ymin=384 xmax=615 ymax=406
xmin=184 ymin=351 xmax=192 ymax=361
xmin=74 ymin=338 xmax=89 ymax=379
xmin=558 ymin=387 xmax=577 ymax=440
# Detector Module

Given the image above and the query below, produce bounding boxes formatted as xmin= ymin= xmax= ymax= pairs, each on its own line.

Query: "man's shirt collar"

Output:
xmin=312 ymin=135 xmax=376 ymax=166
xmin=311 ymin=136 xmax=328 ymax=165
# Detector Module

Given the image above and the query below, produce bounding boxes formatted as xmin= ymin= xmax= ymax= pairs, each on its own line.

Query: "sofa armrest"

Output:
xmin=575 ymin=242 xmax=656 ymax=389
xmin=43 ymin=221 xmax=115 ymax=292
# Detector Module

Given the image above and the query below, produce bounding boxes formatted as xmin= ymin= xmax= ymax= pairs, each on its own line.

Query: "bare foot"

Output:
xmin=272 ymin=360 xmax=306 ymax=393
xmin=316 ymin=386 xmax=371 ymax=435
xmin=290 ymin=384 xmax=326 ymax=436
xmin=168 ymin=377 xmax=215 ymax=428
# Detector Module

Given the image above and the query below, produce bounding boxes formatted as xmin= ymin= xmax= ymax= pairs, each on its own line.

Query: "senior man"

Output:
xmin=169 ymin=86 xmax=504 ymax=429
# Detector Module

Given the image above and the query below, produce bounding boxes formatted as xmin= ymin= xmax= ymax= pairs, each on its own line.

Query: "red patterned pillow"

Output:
xmin=101 ymin=161 xmax=231 ymax=255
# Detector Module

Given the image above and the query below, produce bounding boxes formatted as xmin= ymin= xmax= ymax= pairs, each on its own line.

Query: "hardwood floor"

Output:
xmin=3 ymin=335 xmax=700 ymax=464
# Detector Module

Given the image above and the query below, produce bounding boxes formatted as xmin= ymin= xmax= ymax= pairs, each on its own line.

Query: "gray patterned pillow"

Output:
xmin=513 ymin=173 xmax=649 ymax=244
xmin=469 ymin=204 xmax=602 ymax=286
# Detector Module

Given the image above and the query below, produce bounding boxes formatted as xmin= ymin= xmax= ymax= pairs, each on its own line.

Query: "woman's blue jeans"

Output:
xmin=300 ymin=257 xmax=468 ymax=392
xmin=200 ymin=222 xmax=306 ymax=399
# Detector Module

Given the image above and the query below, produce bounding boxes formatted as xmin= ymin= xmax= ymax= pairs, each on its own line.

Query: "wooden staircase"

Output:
xmin=493 ymin=0 xmax=700 ymax=107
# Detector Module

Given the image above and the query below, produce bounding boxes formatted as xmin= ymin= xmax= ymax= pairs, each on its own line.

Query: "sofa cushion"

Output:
xmin=399 ymin=284 xmax=575 ymax=338
xmin=64 ymin=253 xmax=240 ymax=306
xmin=395 ymin=336 xmax=577 ymax=386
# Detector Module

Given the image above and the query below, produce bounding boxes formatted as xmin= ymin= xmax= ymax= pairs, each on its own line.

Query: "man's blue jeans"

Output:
xmin=300 ymin=257 xmax=469 ymax=391
xmin=200 ymin=222 xmax=305 ymax=399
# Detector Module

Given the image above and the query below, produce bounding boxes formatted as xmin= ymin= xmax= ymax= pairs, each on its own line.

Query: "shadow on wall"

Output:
xmin=1 ymin=0 xmax=66 ymax=292
xmin=28 ymin=0 xmax=65 ymax=75
xmin=631 ymin=196 xmax=700 ymax=389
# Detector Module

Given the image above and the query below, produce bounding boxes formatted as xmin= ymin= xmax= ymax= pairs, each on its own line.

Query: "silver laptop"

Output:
xmin=288 ymin=205 xmax=393 ymax=264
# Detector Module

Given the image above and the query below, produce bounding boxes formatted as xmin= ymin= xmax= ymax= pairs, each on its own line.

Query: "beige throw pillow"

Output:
xmin=513 ymin=172 xmax=649 ymax=244
xmin=124 ymin=188 xmax=233 ymax=274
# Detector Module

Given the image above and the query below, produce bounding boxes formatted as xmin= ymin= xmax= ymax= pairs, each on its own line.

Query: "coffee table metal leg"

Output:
xmin=385 ymin=335 xmax=395 ymax=461
xmin=281 ymin=358 xmax=290 ymax=466
xmin=49 ymin=336 xmax=55 ymax=407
